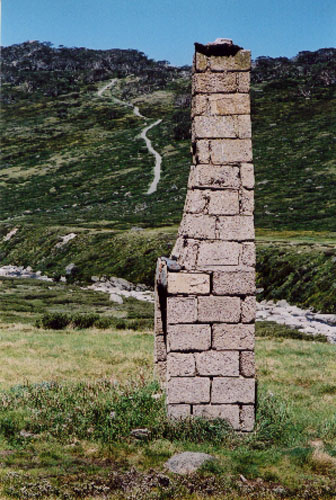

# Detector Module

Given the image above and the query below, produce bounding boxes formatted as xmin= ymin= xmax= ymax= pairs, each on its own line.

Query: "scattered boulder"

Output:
xmin=87 ymin=275 xmax=154 ymax=303
xmin=109 ymin=293 xmax=123 ymax=304
xmin=3 ymin=227 xmax=18 ymax=241
xmin=152 ymin=393 xmax=163 ymax=400
xmin=257 ymin=299 xmax=336 ymax=343
xmin=0 ymin=265 xmax=53 ymax=282
xmin=55 ymin=233 xmax=76 ymax=249
xmin=65 ymin=263 xmax=77 ymax=275
xmin=19 ymin=430 xmax=35 ymax=438
xmin=164 ymin=452 xmax=215 ymax=474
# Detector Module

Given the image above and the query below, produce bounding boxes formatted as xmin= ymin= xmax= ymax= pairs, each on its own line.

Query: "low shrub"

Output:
xmin=72 ymin=313 xmax=100 ymax=329
xmin=94 ymin=317 xmax=113 ymax=329
xmin=36 ymin=312 xmax=117 ymax=330
xmin=38 ymin=312 xmax=71 ymax=330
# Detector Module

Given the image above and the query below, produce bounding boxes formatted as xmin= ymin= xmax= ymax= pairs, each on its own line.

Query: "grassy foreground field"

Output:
xmin=0 ymin=279 xmax=336 ymax=498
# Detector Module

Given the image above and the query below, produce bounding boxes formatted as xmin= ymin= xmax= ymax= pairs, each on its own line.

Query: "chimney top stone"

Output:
xmin=195 ymin=39 xmax=242 ymax=57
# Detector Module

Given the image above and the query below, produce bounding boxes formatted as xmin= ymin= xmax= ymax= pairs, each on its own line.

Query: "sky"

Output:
xmin=2 ymin=0 xmax=336 ymax=66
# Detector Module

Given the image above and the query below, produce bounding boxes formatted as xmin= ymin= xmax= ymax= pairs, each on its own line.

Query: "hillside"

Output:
xmin=1 ymin=42 xmax=336 ymax=306
xmin=1 ymin=42 xmax=335 ymax=229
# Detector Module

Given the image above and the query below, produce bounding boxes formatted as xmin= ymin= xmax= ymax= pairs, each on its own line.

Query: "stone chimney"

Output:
xmin=154 ymin=39 xmax=256 ymax=431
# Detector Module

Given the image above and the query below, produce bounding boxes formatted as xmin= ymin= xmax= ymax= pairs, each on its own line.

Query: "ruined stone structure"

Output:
xmin=154 ymin=39 xmax=256 ymax=431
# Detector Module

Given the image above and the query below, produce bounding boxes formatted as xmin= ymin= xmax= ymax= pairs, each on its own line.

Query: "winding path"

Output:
xmin=98 ymin=79 xmax=162 ymax=194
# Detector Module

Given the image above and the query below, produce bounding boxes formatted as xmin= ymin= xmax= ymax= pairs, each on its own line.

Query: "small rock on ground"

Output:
xmin=165 ymin=452 xmax=214 ymax=474
xmin=130 ymin=428 xmax=150 ymax=439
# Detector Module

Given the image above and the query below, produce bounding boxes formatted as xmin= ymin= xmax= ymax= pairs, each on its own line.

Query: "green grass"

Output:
xmin=0 ymin=322 xmax=335 ymax=498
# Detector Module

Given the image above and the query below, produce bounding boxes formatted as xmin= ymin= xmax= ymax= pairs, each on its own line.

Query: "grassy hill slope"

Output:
xmin=1 ymin=43 xmax=336 ymax=311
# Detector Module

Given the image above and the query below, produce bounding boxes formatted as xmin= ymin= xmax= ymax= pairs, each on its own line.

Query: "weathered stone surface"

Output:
xmin=187 ymin=166 xmax=196 ymax=189
xmin=184 ymin=189 xmax=208 ymax=214
xmin=212 ymin=377 xmax=255 ymax=403
xmin=167 ymin=272 xmax=210 ymax=295
xmin=168 ymin=324 xmax=211 ymax=352
xmin=172 ymin=237 xmax=199 ymax=269
xmin=198 ymin=296 xmax=240 ymax=323
xmin=209 ymin=50 xmax=251 ymax=71
xmin=154 ymin=295 xmax=164 ymax=335
xmin=194 ymin=116 xmax=237 ymax=138
xmin=195 ymin=350 xmax=239 ymax=376
xmin=167 ymin=297 xmax=197 ymax=324
xmin=208 ymin=190 xmax=239 ymax=215
xmin=241 ymin=242 xmax=256 ymax=266
xmin=154 ymin=335 xmax=167 ymax=362
xmin=193 ymin=404 xmax=240 ymax=429
xmin=192 ymin=95 xmax=208 ymax=116
xmin=237 ymin=115 xmax=252 ymax=139
xmin=212 ymin=323 xmax=255 ymax=350
xmin=195 ymin=52 xmax=208 ymax=71
xmin=217 ymin=215 xmax=254 ymax=241
xmin=191 ymin=165 xmax=240 ymax=189
xmin=209 ymin=93 xmax=250 ymax=115
xmin=240 ymin=163 xmax=254 ymax=189
xmin=240 ymin=405 xmax=255 ymax=431
xmin=154 ymin=361 xmax=166 ymax=386
xmin=179 ymin=214 xmax=216 ymax=239
xmin=185 ymin=189 xmax=239 ymax=216
xmin=197 ymin=240 xmax=240 ymax=267
xmin=167 ymin=404 xmax=191 ymax=419
xmin=213 ymin=270 xmax=256 ymax=295
xmin=241 ymin=296 xmax=256 ymax=323
xmin=240 ymin=351 xmax=255 ymax=377
xmin=167 ymin=377 xmax=210 ymax=404
xmin=165 ymin=451 xmax=214 ymax=474
xmin=238 ymin=72 xmax=250 ymax=92
xmin=193 ymin=72 xmax=237 ymax=93
xmin=240 ymin=188 xmax=254 ymax=215
xmin=210 ymin=139 xmax=252 ymax=163
xmin=195 ymin=140 xmax=210 ymax=163
xmin=167 ymin=353 xmax=196 ymax=377
xmin=131 ymin=428 xmax=150 ymax=439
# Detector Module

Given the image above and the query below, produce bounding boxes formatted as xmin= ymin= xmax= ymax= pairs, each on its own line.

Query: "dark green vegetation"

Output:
xmin=0 ymin=225 xmax=175 ymax=287
xmin=252 ymin=79 xmax=336 ymax=232
xmin=1 ymin=224 xmax=336 ymax=312
xmin=2 ymin=40 xmax=184 ymax=98
xmin=0 ymin=276 xmax=153 ymax=331
xmin=257 ymin=238 xmax=336 ymax=313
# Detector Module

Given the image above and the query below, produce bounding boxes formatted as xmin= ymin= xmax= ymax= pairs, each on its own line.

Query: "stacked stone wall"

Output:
xmin=154 ymin=39 xmax=256 ymax=431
